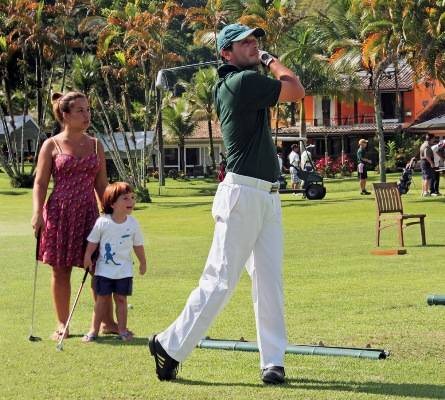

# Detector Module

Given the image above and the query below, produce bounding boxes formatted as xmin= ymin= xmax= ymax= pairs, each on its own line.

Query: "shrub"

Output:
xmin=333 ymin=154 xmax=355 ymax=177
xmin=10 ymin=173 xmax=34 ymax=188
xmin=315 ymin=156 xmax=339 ymax=177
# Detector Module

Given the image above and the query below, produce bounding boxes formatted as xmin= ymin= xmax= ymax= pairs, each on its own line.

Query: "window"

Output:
xmin=381 ymin=93 xmax=396 ymax=119
xmin=322 ymin=97 xmax=331 ymax=126
xmin=164 ymin=148 xmax=178 ymax=166
xmin=185 ymin=148 xmax=200 ymax=166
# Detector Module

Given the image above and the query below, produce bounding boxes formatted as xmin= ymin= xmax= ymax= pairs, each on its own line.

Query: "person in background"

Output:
xmin=419 ymin=134 xmax=435 ymax=197
xmin=300 ymin=144 xmax=315 ymax=172
xmin=430 ymin=138 xmax=445 ymax=196
xmin=288 ymin=144 xmax=301 ymax=191
xmin=357 ymin=138 xmax=372 ymax=195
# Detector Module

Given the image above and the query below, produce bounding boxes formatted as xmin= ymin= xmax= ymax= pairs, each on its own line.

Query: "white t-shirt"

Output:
xmin=87 ymin=214 xmax=144 ymax=279
xmin=431 ymin=144 xmax=444 ymax=167
xmin=277 ymin=155 xmax=283 ymax=172
xmin=301 ymin=150 xmax=312 ymax=169
xmin=288 ymin=150 xmax=300 ymax=169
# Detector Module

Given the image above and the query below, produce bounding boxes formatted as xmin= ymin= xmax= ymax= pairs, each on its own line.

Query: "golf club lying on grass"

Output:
xmin=197 ymin=338 xmax=389 ymax=360
xmin=56 ymin=268 xmax=89 ymax=351
xmin=28 ymin=230 xmax=41 ymax=342
xmin=427 ymin=294 xmax=445 ymax=305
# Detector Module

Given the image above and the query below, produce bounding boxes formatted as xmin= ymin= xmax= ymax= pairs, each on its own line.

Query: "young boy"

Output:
xmin=82 ymin=182 xmax=146 ymax=342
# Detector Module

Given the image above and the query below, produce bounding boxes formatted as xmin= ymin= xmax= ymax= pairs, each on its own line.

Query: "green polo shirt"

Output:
xmin=357 ymin=147 xmax=366 ymax=163
xmin=213 ymin=64 xmax=281 ymax=183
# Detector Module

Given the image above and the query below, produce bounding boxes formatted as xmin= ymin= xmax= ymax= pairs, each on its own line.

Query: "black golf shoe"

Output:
xmin=148 ymin=335 xmax=179 ymax=381
xmin=261 ymin=366 xmax=285 ymax=384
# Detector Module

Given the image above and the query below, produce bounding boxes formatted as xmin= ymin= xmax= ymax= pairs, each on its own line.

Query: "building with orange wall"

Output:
xmin=276 ymin=62 xmax=445 ymax=162
xmin=166 ymin=63 xmax=445 ymax=174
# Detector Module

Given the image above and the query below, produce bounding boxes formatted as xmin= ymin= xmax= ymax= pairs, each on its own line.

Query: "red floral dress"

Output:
xmin=38 ymin=138 xmax=100 ymax=268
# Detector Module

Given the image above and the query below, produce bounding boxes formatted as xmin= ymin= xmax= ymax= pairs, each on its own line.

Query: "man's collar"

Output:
xmin=217 ymin=63 xmax=258 ymax=77
xmin=217 ymin=63 xmax=240 ymax=77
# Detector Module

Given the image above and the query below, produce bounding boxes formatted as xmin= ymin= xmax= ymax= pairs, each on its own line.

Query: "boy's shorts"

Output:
xmin=358 ymin=163 xmax=367 ymax=179
xmin=94 ymin=275 xmax=133 ymax=296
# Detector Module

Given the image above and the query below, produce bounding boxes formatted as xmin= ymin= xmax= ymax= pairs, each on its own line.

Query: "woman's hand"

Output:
xmin=83 ymin=256 xmax=93 ymax=270
xmin=31 ymin=213 xmax=44 ymax=237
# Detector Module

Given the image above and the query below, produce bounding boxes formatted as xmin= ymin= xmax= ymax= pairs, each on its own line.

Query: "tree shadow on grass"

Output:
xmin=94 ymin=336 xmax=148 ymax=346
xmin=281 ymin=197 xmax=374 ymax=208
xmin=154 ymin=201 xmax=213 ymax=209
xmin=175 ymin=377 xmax=445 ymax=398
xmin=0 ymin=190 xmax=27 ymax=196
xmin=411 ymin=243 xmax=445 ymax=248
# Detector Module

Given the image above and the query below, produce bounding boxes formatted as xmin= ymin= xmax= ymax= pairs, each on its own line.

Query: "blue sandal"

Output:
xmin=81 ymin=333 xmax=97 ymax=343
xmin=119 ymin=331 xmax=134 ymax=342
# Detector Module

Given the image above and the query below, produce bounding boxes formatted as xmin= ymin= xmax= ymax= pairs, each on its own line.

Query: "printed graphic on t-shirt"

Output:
xmin=104 ymin=243 xmax=121 ymax=265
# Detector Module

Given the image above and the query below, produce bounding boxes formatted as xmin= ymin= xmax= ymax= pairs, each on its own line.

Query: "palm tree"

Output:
xmin=400 ymin=1 xmax=445 ymax=87
xmin=162 ymin=93 xmax=196 ymax=173
xmin=282 ymin=23 xmax=361 ymax=145
xmin=314 ymin=0 xmax=399 ymax=182
xmin=186 ymin=67 xmax=218 ymax=171
xmin=185 ymin=0 xmax=230 ymax=59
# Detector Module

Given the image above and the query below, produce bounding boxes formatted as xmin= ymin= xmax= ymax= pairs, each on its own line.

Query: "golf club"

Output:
xmin=56 ymin=268 xmax=89 ymax=351
xmin=28 ymin=230 xmax=41 ymax=342
xmin=155 ymin=60 xmax=220 ymax=90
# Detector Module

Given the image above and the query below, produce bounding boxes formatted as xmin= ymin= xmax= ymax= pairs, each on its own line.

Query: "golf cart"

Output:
xmin=279 ymin=138 xmax=326 ymax=200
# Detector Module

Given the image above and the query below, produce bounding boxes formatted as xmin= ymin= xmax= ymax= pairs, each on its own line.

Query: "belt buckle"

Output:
xmin=270 ymin=183 xmax=280 ymax=193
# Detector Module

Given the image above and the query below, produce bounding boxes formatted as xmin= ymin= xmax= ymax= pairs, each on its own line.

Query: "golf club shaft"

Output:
xmin=161 ymin=60 xmax=218 ymax=72
xmin=29 ymin=230 xmax=40 ymax=339
xmin=57 ymin=268 xmax=89 ymax=349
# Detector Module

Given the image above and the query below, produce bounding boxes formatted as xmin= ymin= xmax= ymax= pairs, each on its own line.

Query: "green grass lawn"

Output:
xmin=1 ymin=171 xmax=444 ymax=400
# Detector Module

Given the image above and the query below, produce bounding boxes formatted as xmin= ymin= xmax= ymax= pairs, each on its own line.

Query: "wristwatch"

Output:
xmin=259 ymin=50 xmax=275 ymax=67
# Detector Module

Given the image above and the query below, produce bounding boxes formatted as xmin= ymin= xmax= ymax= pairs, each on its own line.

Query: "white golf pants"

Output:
xmin=157 ymin=172 xmax=287 ymax=369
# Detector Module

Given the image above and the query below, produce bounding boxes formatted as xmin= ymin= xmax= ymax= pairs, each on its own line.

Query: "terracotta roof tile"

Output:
xmin=358 ymin=62 xmax=413 ymax=91
xmin=189 ymin=120 xmax=222 ymax=140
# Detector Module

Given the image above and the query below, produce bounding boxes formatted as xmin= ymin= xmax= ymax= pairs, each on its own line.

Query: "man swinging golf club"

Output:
xmin=148 ymin=23 xmax=305 ymax=384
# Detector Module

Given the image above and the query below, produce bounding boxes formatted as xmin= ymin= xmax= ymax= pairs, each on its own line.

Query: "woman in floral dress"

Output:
xmin=31 ymin=91 xmax=117 ymax=339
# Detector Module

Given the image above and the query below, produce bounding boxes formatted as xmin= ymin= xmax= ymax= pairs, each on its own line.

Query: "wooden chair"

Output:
xmin=373 ymin=182 xmax=426 ymax=247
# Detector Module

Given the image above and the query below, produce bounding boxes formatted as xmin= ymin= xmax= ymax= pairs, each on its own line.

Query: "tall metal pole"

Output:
xmin=156 ymin=88 xmax=165 ymax=187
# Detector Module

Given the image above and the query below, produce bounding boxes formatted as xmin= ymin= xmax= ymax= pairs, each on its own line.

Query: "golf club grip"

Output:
xmin=35 ymin=229 xmax=41 ymax=260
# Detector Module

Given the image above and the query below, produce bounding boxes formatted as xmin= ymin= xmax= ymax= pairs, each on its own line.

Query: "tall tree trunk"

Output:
xmin=102 ymin=70 xmax=138 ymax=187
xmin=0 ymin=101 xmax=18 ymax=176
xmin=156 ymin=87 xmax=165 ymax=186
xmin=4 ymin=77 xmax=16 ymax=131
xmin=207 ymin=116 xmax=216 ymax=171
xmin=94 ymin=90 xmax=129 ymax=181
xmin=20 ymin=101 xmax=28 ymax=174
xmin=122 ymin=84 xmax=140 ymax=182
xmin=36 ymin=45 xmax=43 ymax=130
xmin=179 ymin=141 xmax=185 ymax=173
xmin=60 ymin=38 xmax=68 ymax=92
xmin=290 ymin=102 xmax=296 ymax=126
xmin=141 ymin=59 xmax=152 ymax=188
xmin=373 ymin=84 xmax=386 ymax=182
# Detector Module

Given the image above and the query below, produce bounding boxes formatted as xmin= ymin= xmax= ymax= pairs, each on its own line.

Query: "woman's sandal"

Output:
xmin=81 ymin=333 xmax=97 ymax=343
xmin=118 ymin=331 xmax=134 ymax=342
xmin=50 ymin=329 xmax=69 ymax=341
